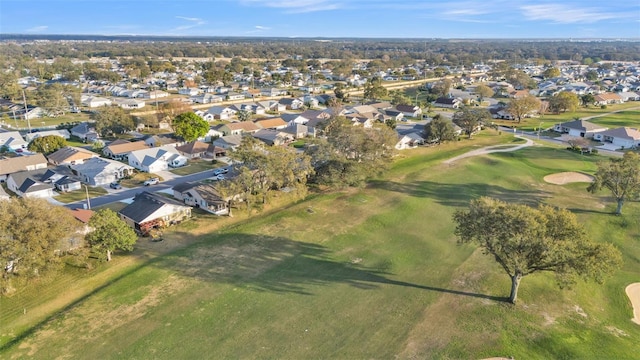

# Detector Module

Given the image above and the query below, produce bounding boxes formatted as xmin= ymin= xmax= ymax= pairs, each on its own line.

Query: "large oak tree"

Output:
xmin=588 ymin=152 xmax=640 ymax=215
xmin=453 ymin=197 xmax=622 ymax=304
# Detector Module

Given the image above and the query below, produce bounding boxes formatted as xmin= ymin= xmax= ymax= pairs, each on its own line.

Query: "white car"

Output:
xmin=213 ymin=168 xmax=229 ymax=176
xmin=213 ymin=174 xmax=225 ymax=181
xmin=143 ymin=177 xmax=160 ymax=186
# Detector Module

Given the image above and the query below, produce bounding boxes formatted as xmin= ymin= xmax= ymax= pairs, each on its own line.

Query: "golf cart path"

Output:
xmin=444 ymin=135 xmax=535 ymax=164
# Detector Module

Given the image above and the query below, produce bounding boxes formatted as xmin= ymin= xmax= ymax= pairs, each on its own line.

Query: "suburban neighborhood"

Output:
xmin=0 ymin=32 xmax=639 ymax=359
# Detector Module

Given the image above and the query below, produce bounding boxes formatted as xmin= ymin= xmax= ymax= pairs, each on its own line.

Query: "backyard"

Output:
xmin=1 ymin=133 xmax=638 ymax=359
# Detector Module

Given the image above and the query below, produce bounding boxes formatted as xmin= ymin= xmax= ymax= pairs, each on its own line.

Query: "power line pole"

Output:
xmin=21 ymin=89 xmax=32 ymax=133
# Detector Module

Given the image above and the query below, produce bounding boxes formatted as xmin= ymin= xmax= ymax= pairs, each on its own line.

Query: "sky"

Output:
xmin=0 ymin=0 xmax=639 ymax=39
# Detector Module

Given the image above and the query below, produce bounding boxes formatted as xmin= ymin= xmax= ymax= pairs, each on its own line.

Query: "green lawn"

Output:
xmin=169 ymin=158 xmax=221 ymax=175
xmin=119 ymin=172 xmax=163 ymax=188
xmin=588 ymin=110 xmax=640 ymax=128
xmin=1 ymin=133 xmax=639 ymax=359
xmin=54 ymin=186 xmax=108 ymax=204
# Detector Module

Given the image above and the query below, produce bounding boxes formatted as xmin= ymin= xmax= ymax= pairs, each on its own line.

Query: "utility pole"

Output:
xmin=21 ymin=89 xmax=32 ymax=133
xmin=84 ymin=185 xmax=91 ymax=209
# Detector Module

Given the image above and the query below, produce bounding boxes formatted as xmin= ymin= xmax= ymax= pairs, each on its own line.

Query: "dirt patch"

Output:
xmin=543 ymin=172 xmax=594 ymax=185
xmin=625 ymin=283 xmax=640 ymax=325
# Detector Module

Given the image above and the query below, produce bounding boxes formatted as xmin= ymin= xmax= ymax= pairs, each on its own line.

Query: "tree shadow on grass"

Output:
xmin=155 ymin=233 xmax=508 ymax=303
xmin=369 ymin=180 xmax=550 ymax=208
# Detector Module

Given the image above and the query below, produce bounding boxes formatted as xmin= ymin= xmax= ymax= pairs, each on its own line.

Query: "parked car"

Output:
xmin=213 ymin=174 xmax=225 ymax=181
xmin=143 ymin=177 xmax=160 ymax=186
xmin=213 ymin=168 xmax=229 ymax=176
xmin=109 ymin=182 xmax=122 ymax=189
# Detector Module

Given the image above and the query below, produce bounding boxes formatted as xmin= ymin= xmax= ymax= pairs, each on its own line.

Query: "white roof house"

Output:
xmin=0 ymin=131 xmax=28 ymax=150
xmin=24 ymin=129 xmax=71 ymax=142
xmin=128 ymin=145 xmax=188 ymax=173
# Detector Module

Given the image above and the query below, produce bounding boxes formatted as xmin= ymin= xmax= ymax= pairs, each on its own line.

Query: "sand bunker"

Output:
xmin=543 ymin=172 xmax=594 ymax=185
xmin=625 ymin=283 xmax=640 ymax=325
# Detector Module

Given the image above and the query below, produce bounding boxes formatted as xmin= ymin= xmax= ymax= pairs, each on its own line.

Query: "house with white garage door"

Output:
xmin=593 ymin=127 xmax=640 ymax=150
xmin=553 ymin=119 xmax=608 ymax=139
xmin=128 ymin=145 xmax=188 ymax=172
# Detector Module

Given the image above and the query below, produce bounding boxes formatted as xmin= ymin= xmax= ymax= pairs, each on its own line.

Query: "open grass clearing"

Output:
xmin=118 ymin=171 xmax=163 ymax=188
xmin=168 ymin=158 xmax=221 ymax=176
xmin=54 ymin=186 xmax=108 ymax=203
xmin=1 ymin=133 xmax=639 ymax=359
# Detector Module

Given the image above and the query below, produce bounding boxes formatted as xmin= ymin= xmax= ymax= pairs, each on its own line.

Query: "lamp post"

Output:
xmin=538 ymin=121 xmax=543 ymax=139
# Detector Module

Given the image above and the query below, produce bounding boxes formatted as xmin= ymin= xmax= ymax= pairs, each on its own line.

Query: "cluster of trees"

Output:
xmin=90 ymin=106 xmax=135 ymax=137
xmin=27 ymin=135 xmax=67 ymax=154
xmin=218 ymin=137 xmax=314 ymax=214
xmin=3 ymin=37 xmax=639 ymax=67
xmin=0 ymin=198 xmax=138 ymax=295
xmin=548 ymin=91 xmax=580 ymax=113
xmin=588 ymin=152 xmax=640 ymax=215
xmin=305 ymin=116 xmax=397 ymax=188
xmin=172 ymin=112 xmax=209 ymax=142
xmin=507 ymin=94 xmax=542 ymax=122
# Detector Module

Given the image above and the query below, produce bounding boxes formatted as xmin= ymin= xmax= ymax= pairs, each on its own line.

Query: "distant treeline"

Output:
xmin=1 ymin=35 xmax=639 ymax=65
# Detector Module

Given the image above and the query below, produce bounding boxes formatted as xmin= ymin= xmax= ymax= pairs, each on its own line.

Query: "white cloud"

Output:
xmin=255 ymin=25 xmax=271 ymax=30
xmin=171 ymin=15 xmax=206 ymax=32
xmin=521 ymin=4 xmax=622 ymax=24
xmin=239 ymin=0 xmax=343 ymax=13
xmin=26 ymin=25 xmax=48 ymax=33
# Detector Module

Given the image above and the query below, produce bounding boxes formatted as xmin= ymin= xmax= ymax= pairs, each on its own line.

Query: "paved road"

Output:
xmin=65 ymin=167 xmax=227 ymax=210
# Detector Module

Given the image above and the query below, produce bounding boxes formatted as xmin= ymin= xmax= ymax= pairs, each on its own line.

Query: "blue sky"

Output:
xmin=0 ymin=0 xmax=639 ymax=38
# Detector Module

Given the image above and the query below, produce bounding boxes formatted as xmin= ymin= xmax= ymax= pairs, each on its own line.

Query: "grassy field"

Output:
xmin=54 ymin=186 xmax=108 ymax=204
xmin=491 ymin=103 xmax=640 ymax=131
xmin=1 ymin=132 xmax=639 ymax=359
xmin=169 ymin=158 xmax=222 ymax=176
xmin=119 ymin=171 xmax=163 ymax=188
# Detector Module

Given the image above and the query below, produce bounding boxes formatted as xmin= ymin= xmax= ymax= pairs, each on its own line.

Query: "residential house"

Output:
xmin=252 ymin=129 xmax=294 ymax=146
xmin=102 ymin=140 xmax=149 ymax=160
xmin=10 ymin=105 xmax=43 ymax=120
xmin=254 ymin=117 xmax=288 ymax=130
xmin=173 ymin=181 xmax=232 ymax=215
xmin=24 ymin=129 xmax=71 ymax=142
xmin=191 ymin=93 xmax=223 ymax=104
xmin=384 ymin=109 xmax=404 ymax=122
xmin=71 ymin=157 xmax=134 ymax=186
xmin=213 ymin=134 xmax=244 ymax=150
xmin=47 ymin=146 xmax=98 ymax=166
xmin=176 ymin=140 xmax=215 ymax=159
xmin=207 ymin=106 xmax=237 ymax=120
xmin=395 ymin=104 xmax=422 ymax=118
xmin=344 ymin=115 xmax=373 ymax=128
xmin=142 ymin=90 xmax=169 ymax=100
xmin=278 ymin=98 xmax=304 ymax=110
xmin=231 ymin=103 xmax=265 ymax=115
xmin=593 ymin=127 xmax=640 ymax=149
xmin=80 ymin=95 xmax=112 ymax=108
xmin=395 ymin=133 xmax=425 ymax=150
xmin=6 ymin=169 xmax=55 ymax=198
xmin=119 ymin=191 xmax=192 ymax=234
xmin=261 ymin=88 xmax=288 ymax=97
xmin=618 ymin=92 xmax=640 ymax=102
xmin=226 ymin=92 xmax=245 ymax=101
xmin=281 ymin=124 xmax=311 ymax=139
xmin=115 ymin=98 xmax=146 ymax=110
xmin=509 ymin=90 xmax=531 ymax=99
xmin=0 ymin=153 xmax=48 ymax=182
xmin=433 ymin=97 xmax=462 ymax=109
xmin=195 ymin=109 xmax=215 ymax=121
xmin=257 ymin=100 xmax=286 ymax=113
xmin=70 ymin=122 xmax=99 ymax=142
xmin=553 ymin=120 xmax=608 ymax=138
xmin=202 ymin=126 xmax=224 ymax=142
xmin=218 ymin=121 xmax=261 ymax=136
xmin=0 ymin=131 xmax=28 ymax=151
xmin=143 ymin=134 xmax=181 ymax=148
xmin=128 ymin=145 xmax=188 ymax=172
xmin=594 ymin=93 xmax=624 ymax=106
xmin=178 ymin=88 xmax=201 ymax=96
